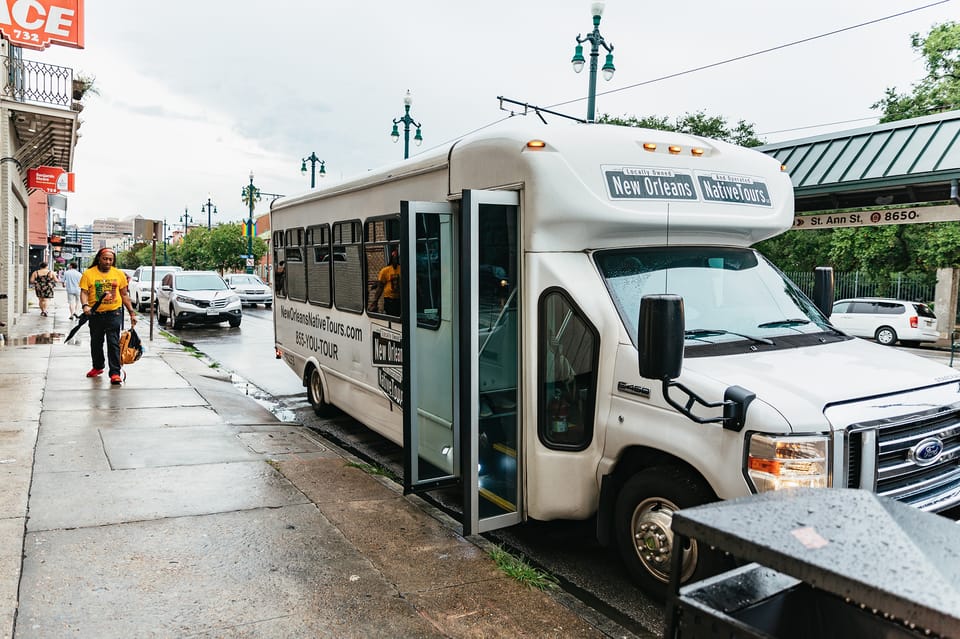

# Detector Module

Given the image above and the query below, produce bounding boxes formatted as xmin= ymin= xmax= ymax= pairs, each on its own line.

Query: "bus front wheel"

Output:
xmin=614 ymin=466 xmax=723 ymax=601
xmin=307 ymin=367 xmax=338 ymax=417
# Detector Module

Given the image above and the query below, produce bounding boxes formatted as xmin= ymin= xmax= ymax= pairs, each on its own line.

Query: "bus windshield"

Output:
xmin=595 ymin=247 xmax=833 ymax=346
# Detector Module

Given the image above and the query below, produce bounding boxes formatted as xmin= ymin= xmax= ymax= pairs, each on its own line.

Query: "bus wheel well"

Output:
xmin=304 ymin=363 xmax=338 ymax=417
xmin=596 ymin=447 xmax=711 ymax=547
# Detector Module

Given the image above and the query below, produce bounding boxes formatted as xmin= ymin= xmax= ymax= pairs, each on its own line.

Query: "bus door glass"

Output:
xmin=401 ymin=201 xmax=459 ymax=491
xmin=462 ymin=190 xmax=521 ymax=535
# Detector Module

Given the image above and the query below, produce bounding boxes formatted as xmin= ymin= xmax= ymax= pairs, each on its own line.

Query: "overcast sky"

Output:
xmin=30 ymin=0 xmax=958 ymax=227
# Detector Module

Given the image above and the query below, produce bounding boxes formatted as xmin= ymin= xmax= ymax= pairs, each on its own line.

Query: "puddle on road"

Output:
xmin=229 ymin=372 xmax=300 ymax=423
xmin=5 ymin=332 xmax=64 ymax=345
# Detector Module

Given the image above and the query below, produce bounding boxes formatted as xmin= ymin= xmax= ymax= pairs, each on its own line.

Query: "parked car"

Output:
xmin=157 ymin=270 xmax=242 ymax=329
xmin=129 ymin=265 xmax=183 ymax=311
xmin=830 ymin=297 xmax=939 ymax=346
xmin=223 ymin=273 xmax=272 ymax=308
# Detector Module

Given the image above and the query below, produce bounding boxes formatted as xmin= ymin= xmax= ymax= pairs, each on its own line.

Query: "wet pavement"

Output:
xmin=0 ymin=290 xmax=642 ymax=638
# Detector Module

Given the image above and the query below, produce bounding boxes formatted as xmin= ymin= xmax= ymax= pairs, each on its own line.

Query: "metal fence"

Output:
xmin=785 ymin=271 xmax=936 ymax=303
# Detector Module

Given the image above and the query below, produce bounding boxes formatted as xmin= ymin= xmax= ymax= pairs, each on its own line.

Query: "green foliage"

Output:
xmin=488 ymin=546 xmax=558 ymax=591
xmin=173 ymin=224 xmax=267 ymax=272
xmin=873 ymin=21 xmax=960 ymax=122
xmin=599 ymin=110 xmax=764 ymax=147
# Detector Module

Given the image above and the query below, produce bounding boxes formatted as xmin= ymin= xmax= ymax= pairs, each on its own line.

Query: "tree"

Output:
xmin=599 ymin=110 xmax=764 ymax=147
xmin=872 ymin=21 xmax=960 ymax=122
xmin=206 ymin=224 xmax=267 ymax=274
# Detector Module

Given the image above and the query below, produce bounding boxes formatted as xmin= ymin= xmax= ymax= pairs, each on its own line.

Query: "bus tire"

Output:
xmin=307 ymin=366 xmax=338 ymax=417
xmin=614 ymin=466 xmax=723 ymax=601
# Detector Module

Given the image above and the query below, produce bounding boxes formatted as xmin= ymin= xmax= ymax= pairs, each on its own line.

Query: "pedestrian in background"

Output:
xmin=62 ymin=262 xmax=82 ymax=319
xmin=79 ymin=248 xmax=138 ymax=385
xmin=275 ymin=261 xmax=285 ymax=296
xmin=29 ymin=262 xmax=56 ymax=317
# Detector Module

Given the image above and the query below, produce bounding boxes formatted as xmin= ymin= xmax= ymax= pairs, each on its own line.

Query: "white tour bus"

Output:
xmin=271 ymin=121 xmax=960 ymax=598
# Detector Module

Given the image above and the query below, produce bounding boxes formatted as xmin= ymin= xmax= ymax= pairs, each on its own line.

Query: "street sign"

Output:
xmin=793 ymin=204 xmax=960 ymax=230
xmin=245 ymin=258 xmax=254 ymax=267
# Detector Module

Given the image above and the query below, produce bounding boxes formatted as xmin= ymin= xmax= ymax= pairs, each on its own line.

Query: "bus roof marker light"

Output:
xmin=691 ymin=147 xmax=705 ymax=157
xmin=781 ymin=164 xmax=788 ymax=172
xmin=668 ymin=145 xmax=681 ymax=155
xmin=526 ymin=139 xmax=547 ymax=149
xmin=643 ymin=143 xmax=656 ymax=152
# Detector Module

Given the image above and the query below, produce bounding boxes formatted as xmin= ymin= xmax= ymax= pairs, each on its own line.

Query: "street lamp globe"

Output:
xmin=602 ymin=53 xmax=616 ymax=81
xmin=571 ymin=44 xmax=585 ymax=73
xmin=300 ymin=160 xmax=308 ymax=175
xmin=391 ymin=123 xmax=400 ymax=143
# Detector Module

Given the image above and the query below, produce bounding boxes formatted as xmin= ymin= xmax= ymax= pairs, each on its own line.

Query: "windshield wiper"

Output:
xmin=685 ymin=328 xmax=774 ymax=345
xmin=757 ymin=318 xmax=811 ymax=328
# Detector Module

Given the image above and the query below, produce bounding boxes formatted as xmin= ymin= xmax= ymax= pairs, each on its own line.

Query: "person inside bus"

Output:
xmin=369 ymin=248 xmax=401 ymax=316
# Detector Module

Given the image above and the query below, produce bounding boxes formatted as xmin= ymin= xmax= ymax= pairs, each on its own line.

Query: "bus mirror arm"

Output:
xmin=660 ymin=380 xmax=755 ymax=432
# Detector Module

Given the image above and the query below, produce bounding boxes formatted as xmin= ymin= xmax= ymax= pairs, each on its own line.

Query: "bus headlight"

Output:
xmin=747 ymin=434 xmax=829 ymax=492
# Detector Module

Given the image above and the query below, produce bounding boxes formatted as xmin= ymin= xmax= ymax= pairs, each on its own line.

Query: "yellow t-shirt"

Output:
xmin=377 ymin=264 xmax=401 ymax=299
xmin=79 ymin=266 xmax=128 ymax=312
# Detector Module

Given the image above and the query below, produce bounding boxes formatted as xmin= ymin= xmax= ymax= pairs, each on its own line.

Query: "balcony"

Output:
xmin=1 ymin=51 xmax=81 ymax=174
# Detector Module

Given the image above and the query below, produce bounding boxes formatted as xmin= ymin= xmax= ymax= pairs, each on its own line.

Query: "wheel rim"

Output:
xmin=630 ymin=496 xmax=698 ymax=584
xmin=877 ymin=328 xmax=895 ymax=344
xmin=309 ymin=369 xmax=323 ymax=406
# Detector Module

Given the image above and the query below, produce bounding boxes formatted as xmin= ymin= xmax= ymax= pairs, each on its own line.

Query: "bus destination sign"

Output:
xmin=603 ymin=166 xmax=697 ymax=201
xmin=697 ymin=173 xmax=771 ymax=207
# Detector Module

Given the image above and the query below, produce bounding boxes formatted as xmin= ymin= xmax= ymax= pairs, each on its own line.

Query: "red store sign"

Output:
xmin=28 ymin=165 xmax=75 ymax=193
xmin=0 ymin=0 xmax=84 ymax=51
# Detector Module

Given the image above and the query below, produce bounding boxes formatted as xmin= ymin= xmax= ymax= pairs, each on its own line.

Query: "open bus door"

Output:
xmin=401 ymin=190 xmax=522 ymax=536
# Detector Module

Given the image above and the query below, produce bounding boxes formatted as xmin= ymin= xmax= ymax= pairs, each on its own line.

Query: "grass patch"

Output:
xmin=489 ymin=546 xmax=558 ymax=591
xmin=209 ymin=362 xmax=220 ymax=368
xmin=162 ymin=332 xmax=181 ymax=344
xmin=345 ymin=460 xmax=398 ymax=481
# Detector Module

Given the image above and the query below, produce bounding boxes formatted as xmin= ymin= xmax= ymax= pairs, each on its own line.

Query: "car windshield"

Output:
xmin=175 ymin=274 xmax=228 ymax=291
xmin=229 ymin=275 xmax=262 ymax=285
xmin=595 ymin=246 xmax=833 ymax=346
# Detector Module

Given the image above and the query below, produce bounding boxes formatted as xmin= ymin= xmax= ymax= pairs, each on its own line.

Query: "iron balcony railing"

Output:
xmin=2 ymin=56 xmax=72 ymax=108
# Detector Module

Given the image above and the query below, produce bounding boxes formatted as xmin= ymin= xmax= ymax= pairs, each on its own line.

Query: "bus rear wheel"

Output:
xmin=307 ymin=366 xmax=338 ymax=417
xmin=614 ymin=466 xmax=724 ymax=601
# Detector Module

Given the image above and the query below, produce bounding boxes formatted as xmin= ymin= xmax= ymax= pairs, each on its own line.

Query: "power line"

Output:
xmin=759 ymin=115 xmax=880 ymax=136
xmin=547 ymin=0 xmax=951 ymax=110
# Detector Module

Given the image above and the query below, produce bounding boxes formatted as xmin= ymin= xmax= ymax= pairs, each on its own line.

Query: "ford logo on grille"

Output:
xmin=909 ymin=437 xmax=945 ymax=466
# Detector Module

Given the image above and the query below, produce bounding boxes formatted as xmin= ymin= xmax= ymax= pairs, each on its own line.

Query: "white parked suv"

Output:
xmin=830 ymin=297 xmax=939 ymax=346
xmin=129 ymin=265 xmax=183 ymax=311
xmin=157 ymin=270 xmax=242 ymax=329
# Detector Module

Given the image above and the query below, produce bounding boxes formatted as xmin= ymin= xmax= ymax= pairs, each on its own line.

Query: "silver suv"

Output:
xmin=157 ymin=271 xmax=242 ymax=329
xmin=129 ymin=265 xmax=183 ymax=311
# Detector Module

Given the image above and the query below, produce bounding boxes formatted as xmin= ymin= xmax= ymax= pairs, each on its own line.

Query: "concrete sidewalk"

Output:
xmin=0 ymin=290 xmax=641 ymax=638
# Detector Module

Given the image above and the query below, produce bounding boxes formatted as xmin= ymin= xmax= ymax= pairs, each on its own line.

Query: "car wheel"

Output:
xmin=265 ymin=303 xmax=272 ymax=309
xmin=875 ymin=326 xmax=898 ymax=345
xmin=170 ymin=307 xmax=182 ymax=330
xmin=158 ymin=309 xmax=167 ymax=326
xmin=306 ymin=366 xmax=339 ymax=417
xmin=614 ymin=466 xmax=726 ymax=602
xmin=229 ymin=317 xmax=241 ymax=328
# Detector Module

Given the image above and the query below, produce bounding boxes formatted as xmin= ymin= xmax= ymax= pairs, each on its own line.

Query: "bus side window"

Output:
xmin=284 ymin=228 xmax=305 ymax=302
xmin=538 ymin=289 xmax=599 ymax=450
xmin=306 ymin=224 xmax=332 ymax=306
xmin=272 ymin=230 xmax=285 ymax=298
xmin=332 ymin=221 xmax=364 ymax=313
xmin=364 ymin=215 xmax=401 ymax=318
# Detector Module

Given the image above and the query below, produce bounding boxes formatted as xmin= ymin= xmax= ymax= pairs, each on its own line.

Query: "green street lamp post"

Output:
xmin=390 ymin=90 xmax=423 ymax=160
xmin=241 ymin=170 xmax=261 ymax=274
xmin=180 ymin=207 xmax=193 ymax=235
xmin=300 ymin=152 xmax=326 ymax=188
xmin=200 ymin=195 xmax=218 ymax=230
xmin=571 ymin=1 xmax=616 ymax=123
xmin=162 ymin=218 xmax=168 ymax=264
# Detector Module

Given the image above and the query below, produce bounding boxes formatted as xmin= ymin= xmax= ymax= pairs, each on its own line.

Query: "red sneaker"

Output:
xmin=86 ymin=368 xmax=103 ymax=378
xmin=110 ymin=374 xmax=122 ymax=385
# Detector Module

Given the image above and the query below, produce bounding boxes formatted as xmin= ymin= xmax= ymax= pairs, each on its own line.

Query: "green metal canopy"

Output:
xmin=757 ymin=110 xmax=960 ymax=213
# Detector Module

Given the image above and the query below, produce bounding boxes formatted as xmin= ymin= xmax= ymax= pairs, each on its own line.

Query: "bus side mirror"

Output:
xmin=638 ymin=293 xmax=754 ymax=431
xmin=638 ymin=294 xmax=685 ymax=380
xmin=813 ymin=266 xmax=834 ymax=318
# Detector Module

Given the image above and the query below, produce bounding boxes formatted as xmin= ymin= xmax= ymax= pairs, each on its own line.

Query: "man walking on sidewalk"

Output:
xmin=62 ymin=262 xmax=82 ymax=319
xmin=79 ymin=248 xmax=138 ymax=385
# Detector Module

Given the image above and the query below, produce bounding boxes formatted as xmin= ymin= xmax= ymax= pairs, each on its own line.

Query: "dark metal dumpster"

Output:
xmin=665 ymin=488 xmax=960 ymax=638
